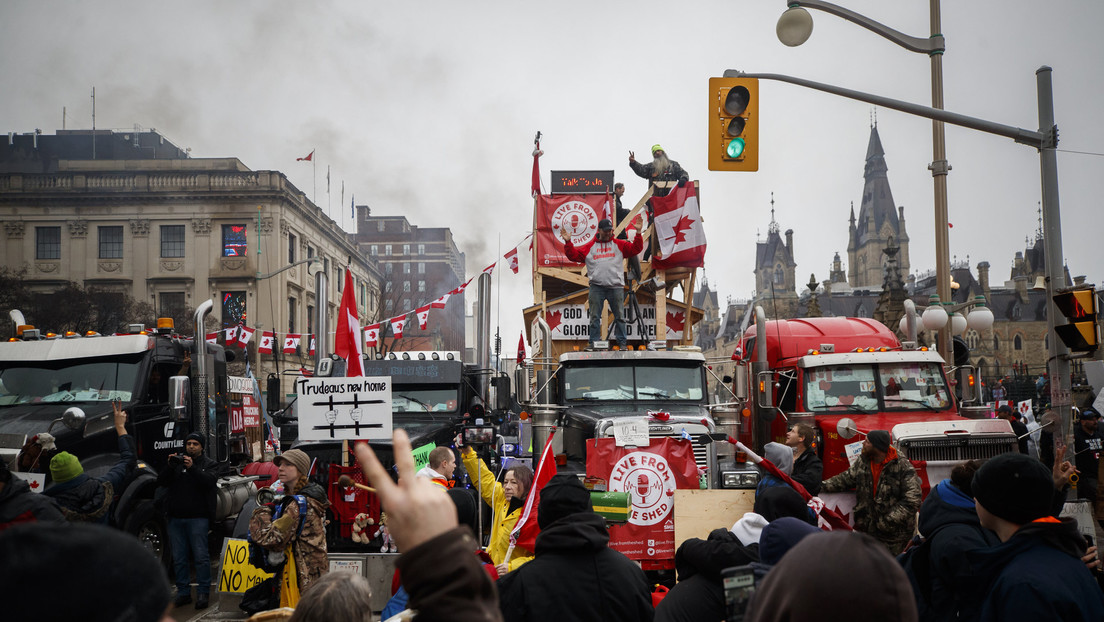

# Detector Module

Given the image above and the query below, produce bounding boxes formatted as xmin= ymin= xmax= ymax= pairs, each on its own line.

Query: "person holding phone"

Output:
xmin=461 ymin=445 xmax=534 ymax=575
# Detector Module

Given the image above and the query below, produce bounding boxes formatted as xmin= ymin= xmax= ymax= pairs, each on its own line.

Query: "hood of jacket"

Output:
xmin=296 ymin=481 xmax=330 ymax=508
xmin=917 ymin=479 xmax=982 ymax=537
xmin=966 ymin=517 xmax=1087 ymax=576
xmin=534 ymin=511 xmax=609 ymax=555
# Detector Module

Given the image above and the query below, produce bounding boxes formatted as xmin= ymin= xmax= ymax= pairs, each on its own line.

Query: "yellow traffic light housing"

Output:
xmin=1053 ymin=288 xmax=1099 ymax=353
xmin=708 ymin=77 xmax=759 ymax=172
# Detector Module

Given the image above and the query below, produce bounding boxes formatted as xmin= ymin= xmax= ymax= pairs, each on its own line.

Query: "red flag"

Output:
xmin=482 ymin=262 xmax=496 ymax=277
xmin=430 ymin=293 xmax=451 ymax=309
xmin=258 ymin=331 xmax=275 ymax=354
xmin=297 ymin=150 xmax=314 ymax=161
xmin=223 ymin=326 xmax=239 ymax=346
xmin=651 ymin=182 xmax=706 ymax=270
xmin=283 ymin=334 xmax=301 ymax=354
xmin=309 ymin=335 xmax=316 ymax=357
xmin=390 ymin=315 xmax=407 ymax=339
xmin=334 ymin=268 xmax=364 ymax=377
xmin=364 ymin=324 xmax=380 ymax=348
xmin=602 ymin=188 xmax=612 ymax=222
xmin=516 ymin=332 xmax=527 ymax=365
xmin=205 ymin=332 xmax=218 ymax=345
xmin=504 ymin=247 xmax=520 ymax=274
xmin=531 ymin=140 xmax=542 ymax=198
xmin=236 ymin=325 xmax=255 ymax=348
xmin=510 ymin=430 xmax=557 ymax=552
xmin=415 ymin=305 xmax=431 ymax=330
xmin=735 ymin=441 xmax=851 ymax=532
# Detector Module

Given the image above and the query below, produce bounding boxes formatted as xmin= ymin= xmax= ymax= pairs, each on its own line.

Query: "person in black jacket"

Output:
xmin=1073 ymin=407 xmax=1104 ymax=510
xmin=158 ymin=432 xmax=219 ymax=610
xmin=785 ymin=423 xmax=823 ymax=496
xmin=629 ymin=145 xmax=689 ymax=198
xmin=45 ymin=400 xmax=136 ymax=523
xmin=996 ymin=405 xmax=1029 ymax=454
xmin=0 ymin=456 xmax=64 ymax=530
xmin=497 ymin=474 xmax=654 ymax=622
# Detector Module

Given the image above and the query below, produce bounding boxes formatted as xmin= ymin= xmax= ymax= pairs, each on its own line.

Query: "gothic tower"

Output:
xmin=847 ymin=123 xmax=910 ymax=288
xmin=754 ymin=194 xmax=799 ymax=317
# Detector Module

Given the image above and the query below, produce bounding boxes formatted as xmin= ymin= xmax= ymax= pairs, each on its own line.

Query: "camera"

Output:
xmin=462 ymin=425 xmax=495 ymax=447
xmin=722 ymin=565 xmax=757 ymax=622
xmin=168 ymin=453 xmax=185 ymax=466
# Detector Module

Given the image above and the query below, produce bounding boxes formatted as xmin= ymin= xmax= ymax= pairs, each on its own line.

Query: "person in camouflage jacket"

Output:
xmin=249 ymin=449 xmax=330 ymax=601
xmin=821 ymin=430 xmax=921 ymax=555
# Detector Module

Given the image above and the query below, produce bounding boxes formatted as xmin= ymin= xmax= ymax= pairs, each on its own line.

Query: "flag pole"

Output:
xmin=312 ymin=150 xmax=317 ymax=205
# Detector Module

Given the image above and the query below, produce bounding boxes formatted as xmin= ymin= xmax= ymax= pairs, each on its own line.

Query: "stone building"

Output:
xmin=847 ymin=124 xmax=910 ymax=288
xmin=752 ymin=196 xmax=799 ymax=319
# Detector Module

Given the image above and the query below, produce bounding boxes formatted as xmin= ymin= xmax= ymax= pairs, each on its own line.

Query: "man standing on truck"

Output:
xmin=158 ymin=432 xmax=219 ymax=610
xmin=45 ymin=400 xmax=136 ymax=523
xmin=629 ymin=145 xmax=689 ymax=199
xmin=820 ymin=429 xmax=921 ymax=554
xmin=560 ymin=219 xmax=643 ymax=350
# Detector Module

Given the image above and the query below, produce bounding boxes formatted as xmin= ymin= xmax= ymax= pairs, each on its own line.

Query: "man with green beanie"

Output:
xmin=44 ymin=400 xmax=136 ymax=523
xmin=629 ymin=144 xmax=689 ymax=198
xmin=158 ymin=430 xmax=219 ymax=609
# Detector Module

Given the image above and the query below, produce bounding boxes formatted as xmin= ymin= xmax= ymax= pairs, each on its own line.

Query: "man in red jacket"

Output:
xmin=560 ymin=218 xmax=643 ymax=349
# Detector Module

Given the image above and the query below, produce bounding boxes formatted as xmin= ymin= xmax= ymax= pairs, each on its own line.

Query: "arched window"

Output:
xmin=993 ymin=335 xmax=1000 ymax=350
xmin=774 ymin=265 xmax=784 ymax=284
xmin=855 ymin=304 xmax=868 ymax=318
xmin=1014 ymin=335 xmax=1023 ymax=350
xmin=965 ymin=329 xmax=980 ymax=350
xmin=1012 ymin=304 xmax=1022 ymax=320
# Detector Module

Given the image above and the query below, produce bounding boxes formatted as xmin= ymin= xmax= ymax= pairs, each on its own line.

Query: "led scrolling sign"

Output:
xmin=550 ymin=170 xmax=615 ymax=195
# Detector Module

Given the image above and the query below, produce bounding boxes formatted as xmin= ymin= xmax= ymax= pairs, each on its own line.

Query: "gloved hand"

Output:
xmin=677 ymin=178 xmax=687 ymax=188
xmin=272 ymin=511 xmax=297 ymax=532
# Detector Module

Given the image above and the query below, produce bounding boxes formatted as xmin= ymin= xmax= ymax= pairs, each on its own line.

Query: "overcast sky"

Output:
xmin=4 ymin=1 xmax=1102 ymax=352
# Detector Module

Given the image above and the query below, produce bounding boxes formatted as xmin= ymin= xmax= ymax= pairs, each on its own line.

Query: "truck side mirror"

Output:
xmin=755 ymin=370 xmax=774 ymax=410
xmin=267 ymin=374 xmax=281 ymax=412
xmin=515 ymin=365 xmax=531 ymax=405
xmin=958 ymin=365 xmax=978 ymax=404
xmin=733 ymin=364 xmax=748 ymax=400
xmin=169 ymin=376 xmax=190 ymax=423
xmin=493 ymin=374 xmax=512 ymax=411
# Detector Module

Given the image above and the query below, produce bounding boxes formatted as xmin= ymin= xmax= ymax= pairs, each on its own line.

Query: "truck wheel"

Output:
xmin=124 ymin=499 xmax=171 ymax=568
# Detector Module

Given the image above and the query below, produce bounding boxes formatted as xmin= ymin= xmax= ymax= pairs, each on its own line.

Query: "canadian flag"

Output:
xmin=283 ymin=334 xmax=302 ymax=354
xmin=482 ymin=263 xmax=496 ymax=277
xmin=390 ymin=315 xmax=407 ymax=339
xmin=236 ymin=326 xmax=255 ymax=348
xmin=334 ymin=268 xmax=364 ymax=377
xmin=449 ymin=277 xmax=473 ymax=296
xmin=1017 ymin=399 xmax=1033 ymax=418
xmin=602 ymin=188 xmax=612 ymax=221
xmin=509 ymin=430 xmax=557 ymax=554
xmin=224 ymin=326 xmax=239 ymax=345
xmin=651 ymin=182 xmax=706 ymax=270
xmin=258 ymin=331 xmax=275 ymax=354
xmin=517 ymin=331 xmax=527 ymax=365
xmin=415 ymin=305 xmax=431 ymax=330
xmin=431 ymin=293 xmax=451 ymax=309
xmin=504 ymin=247 xmax=520 ymax=274
xmin=364 ymin=324 xmax=380 ymax=348
xmin=205 ymin=332 xmax=218 ymax=345
xmin=309 ymin=335 xmax=316 ymax=357
xmin=296 ymin=150 xmax=314 ymax=162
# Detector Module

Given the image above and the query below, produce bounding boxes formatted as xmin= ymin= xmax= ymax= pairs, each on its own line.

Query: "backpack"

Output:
xmin=247 ymin=494 xmax=308 ymax=573
xmin=897 ymin=530 xmax=940 ymax=610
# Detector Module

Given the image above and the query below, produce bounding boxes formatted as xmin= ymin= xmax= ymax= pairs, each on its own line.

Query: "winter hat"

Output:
xmin=730 ymin=512 xmax=769 ymax=546
xmin=996 ymin=405 xmax=1014 ymax=417
xmin=597 ymin=219 xmax=613 ymax=231
xmin=763 ymin=442 xmax=794 ymax=475
xmin=867 ymin=429 xmax=891 ymax=453
xmin=274 ymin=449 xmax=311 ymax=477
xmin=185 ymin=432 xmax=205 ymax=448
xmin=538 ymin=474 xmax=592 ymax=528
xmin=651 ymin=144 xmax=664 ymax=155
xmin=49 ymin=451 xmax=84 ymax=484
xmin=972 ymin=452 xmax=1053 ymax=524
xmin=758 ymin=517 xmax=821 ymax=565
xmin=0 ymin=522 xmax=171 ymax=622
xmin=1079 ymin=408 xmax=1100 ymax=420
xmin=754 ymin=485 xmax=814 ymax=524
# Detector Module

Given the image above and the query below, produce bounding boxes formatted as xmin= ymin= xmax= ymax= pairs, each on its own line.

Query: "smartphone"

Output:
xmin=722 ymin=565 xmax=757 ymax=622
xmin=463 ymin=425 xmax=495 ymax=446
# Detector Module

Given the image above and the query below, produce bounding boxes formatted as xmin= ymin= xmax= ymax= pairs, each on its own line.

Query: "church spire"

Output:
xmin=768 ymin=192 xmax=780 ymax=234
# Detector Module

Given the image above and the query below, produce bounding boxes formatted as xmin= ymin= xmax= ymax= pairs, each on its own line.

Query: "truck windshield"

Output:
xmin=392 ymin=387 xmax=459 ymax=414
xmin=564 ymin=364 xmax=704 ymax=401
xmin=803 ymin=362 xmax=951 ymax=413
xmin=0 ymin=358 xmax=143 ymax=406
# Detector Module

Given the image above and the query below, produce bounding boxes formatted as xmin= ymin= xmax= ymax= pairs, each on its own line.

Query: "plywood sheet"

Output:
xmin=673 ymin=489 xmax=756 ymax=550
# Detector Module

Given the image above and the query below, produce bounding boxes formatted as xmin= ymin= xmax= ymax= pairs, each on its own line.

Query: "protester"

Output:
xmin=756 ymin=442 xmax=794 ymax=497
xmin=461 ymin=446 xmax=534 ymax=574
xmin=497 ymin=474 xmax=654 ymax=622
xmin=746 ymin=530 xmax=918 ymax=622
xmin=968 ymin=452 xmax=1104 ymax=621
xmin=1073 ymin=407 xmax=1104 ymax=510
xmin=0 ymin=456 xmax=64 ymax=530
xmin=995 ymin=404 xmax=1029 ymax=454
xmin=629 ymin=145 xmax=689 ymax=198
xmin=614 ymin=181 xmax=646 ymax=275
xmin=158 ymin=430 xmax=219 ymax=609
xmin=786 ymin=423 xmax=823 ymax=495
xmin=415 ymin=446 xmax=456 ymax=489
xmin=821 ymin=429 xmax=921 ymax=554
xmin=0 ymin=522 xmax=174 ymax=622
xmin=286 ymin=571 xmax=374 ymax=622
xmin=354 ymin=430 xmax=503 ymax=622
xmin=249 ymin=449 xmax=330 ymax=607
xmin=560 ymin=218 xmax=643 ymax=350
xmin=45 ymin=400 xmax=135 ymax=523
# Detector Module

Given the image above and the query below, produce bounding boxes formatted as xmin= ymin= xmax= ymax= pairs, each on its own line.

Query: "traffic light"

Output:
xmin=1053 ymin=288 xmax=1098 ymax=352
xmin=708 ymin=77 xmax=759 ymax=172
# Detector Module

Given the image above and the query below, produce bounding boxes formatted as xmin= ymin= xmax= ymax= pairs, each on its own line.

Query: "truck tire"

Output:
xmin=124 ymin=499 xmax=171 ymax=568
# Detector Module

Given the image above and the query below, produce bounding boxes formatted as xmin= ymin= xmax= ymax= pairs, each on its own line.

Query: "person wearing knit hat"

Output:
xmin=629 ymin=143 xmax=690 ymax=198
xmin=1073 ymin=405 xmax=1104 ymax=513
xmin=44 ymin=400 xmax=136 ymax=524
xmin=966 ymin=453 xmax=1104 ymax=621
xmin=497 ymin=474 xmax=653 ymax=622
xmin=821 ymin=429 xmax=921 ymax=554
xmin=157 ymin=427 xmax=219 ymax=609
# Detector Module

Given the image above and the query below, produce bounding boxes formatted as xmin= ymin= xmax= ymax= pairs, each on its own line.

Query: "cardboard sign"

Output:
xmin=613 ymin=419 xmax=649 ymax=447
xmin=296 ymin=376 xmax=393 ymax=441
xmin=411 ymin=442 xmax=436 ymax=471
xmin=217 ymin=538 xmax=273 ymax=594
xmin=229 ymin=376 xmax=253 ymax=395
xmin=242 ymin=394 xmax=261 ymax=428
xmin=844 ymin=440 xmax=864 ymax=466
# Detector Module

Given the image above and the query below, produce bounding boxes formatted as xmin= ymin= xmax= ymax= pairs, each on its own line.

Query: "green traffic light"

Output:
xmin=726 ymin=138 xmax=746 ymax=159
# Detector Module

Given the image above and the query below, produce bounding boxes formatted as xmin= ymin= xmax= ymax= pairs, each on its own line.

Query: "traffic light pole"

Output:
xmin=723 ymin=67 xmax=1072 ymax=449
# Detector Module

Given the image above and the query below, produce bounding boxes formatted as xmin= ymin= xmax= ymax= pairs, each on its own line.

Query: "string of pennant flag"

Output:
xmin=205 ymin=233 xmax=533 ymax=356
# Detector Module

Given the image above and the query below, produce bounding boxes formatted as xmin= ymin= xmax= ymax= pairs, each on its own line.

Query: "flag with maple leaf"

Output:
xmin=390 ymin=315 xmax=407 ymax=339
xmin=666 ymin=311 xmax=686 ymax=336
xmin=258 ymin=331 xmax=275 ymax=354
xmin=205 ymin=332 xmax=218 ymax=345
xmin=504 ymin=247 xmax=520 ymax=274
xmin=309 ymin=335 xmax=316 ymax=356
xmin=431 ymin=293 xmax=451 ymax=309
xmin=236 ymin=325 xmax=255 ymax=348
xmin=283 ymin=334 xmax=301 ymax=354
xmin=364 ymin=323 xmax=380 ymax=348
xmin=543 ymin=309 xmax=563 ymax=333
xmin=415 ymin=305 xmax=431 ymax=330
xmin=223 ymin=326 xmax=239 ymax=346
xmin=651 ymin=182 xmax=706 ymax=270
xmin=517 ymin=331 xmax=527 ymax=365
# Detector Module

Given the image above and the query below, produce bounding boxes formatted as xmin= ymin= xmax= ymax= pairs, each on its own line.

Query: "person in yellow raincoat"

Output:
xmin=461 ymin=446 xmax=534 ymax=575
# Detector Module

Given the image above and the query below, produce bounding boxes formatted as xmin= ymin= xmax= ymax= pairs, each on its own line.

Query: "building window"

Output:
xmin=377 ymin=220 xmax=385 ymax=232
xmin=418 ymin=244 xmax=425 ymax=255
xmin=35 ymin=227 xmax=61 ymax=260
xmin=385 ymin=263 xmax=393 ymax=274
xmin=993 ymin=335 xmax=1000 ymax=350
xmin=418 ymin=281 xmax=426 ymax=292
xmin=307 ymin=305 xmax=315 ymax=336
xmin=222 ymin=224 xmax=248 ymax=257
xmin=222 ymin=291 xmax=247 ymax=326
xmin=288 ymin=233 xmax=297 ymax=263
xmin=403 ymin=244 xmax=410 ymax=255
xmin=385 ymin=282 xmax=393 ymax=293
xmin=323 ymin=257 xmax=329 ymax=275
xmin=1014 ymin=335 xmax=1023 ymax=350
xmin=160 ymin=292 xmax=185 ymax=318
xmin=855 ymin=305 xmax=868 ymax=318
xmin=418 ymin=262 xmax=425 ymax=274
xmin=965 ymin=329 xmax=980 ymax=350
xmin=1011 ymin=303 xmax=1022 ymax=320
xmin=403 ymin=281 xmax=411 ymax=293
xmin=288 ymin=297 xmax=297 ymax=334
xmin=98 ymin=226 xmax=123 ymax=259
xmin=403 ymin=263 xmax=410 ymax=274
xmin=359 ymin=284 xmax=366 ymax=308
xmin=161 ymin=225 xmax=185 ymax=258
xmin=402 ymin=298 xmax=409 ymax=309
xmin=773 ymin=266 xmax=784 ymax=285
xmin=385 ymin=300 xmax=393 ymax=312
xmin=307 ymin=246 xmax=314 ymax=259
xmin=370 ymin=245 xmax=378 ymax=256
xmin=385 ymin=244 xmax=392 ymax=256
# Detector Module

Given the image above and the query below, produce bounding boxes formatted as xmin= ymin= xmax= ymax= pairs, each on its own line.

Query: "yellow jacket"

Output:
xmin=461 ymin=446 xmax=533 ymax=572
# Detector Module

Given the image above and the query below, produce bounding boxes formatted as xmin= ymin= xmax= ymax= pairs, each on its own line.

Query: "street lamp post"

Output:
xmin=777 ymin=0 xmax=954 ymax=362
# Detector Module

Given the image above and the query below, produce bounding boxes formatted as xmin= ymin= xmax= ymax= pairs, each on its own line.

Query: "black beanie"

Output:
xmin=867 ymin=430 xmax=891 ymax=453
xmin=973 ymin=453 xmax=1053 ymax=524
xmin=186 ymin=432 xmax=205 ymax=448
xmin=538 ymin=474 xmax=592 ymax=529
xmin=755 ymin=485 xmax=815 ymax=524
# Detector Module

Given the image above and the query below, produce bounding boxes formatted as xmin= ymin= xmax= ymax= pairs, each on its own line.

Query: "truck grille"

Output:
xmin=650 ymin=428 xmax=709 ymax=473
xmin=898 ymin=436 xmax=1016 ymax=462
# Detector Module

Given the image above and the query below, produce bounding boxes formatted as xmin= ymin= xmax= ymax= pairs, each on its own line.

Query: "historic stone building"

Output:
xmin=847 ymin=124 xmax=910 ymax=288
xmin=751 ymin=197 xmax=799 ymax=319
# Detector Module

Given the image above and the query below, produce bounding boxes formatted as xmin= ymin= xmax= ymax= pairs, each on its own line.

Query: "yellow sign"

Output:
xmin=218 ymin=538 xmax=274 ymax=594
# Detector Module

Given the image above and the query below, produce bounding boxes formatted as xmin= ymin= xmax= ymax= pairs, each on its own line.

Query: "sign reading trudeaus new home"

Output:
xmin=296 ymin=376 xmax=393 ymax=441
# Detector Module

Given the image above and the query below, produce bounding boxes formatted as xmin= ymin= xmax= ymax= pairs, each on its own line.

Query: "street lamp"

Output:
xmin=900 ymin=295 xmax=994 ymax=346
xmin=776 ymin=0 xmax=955 ymax=362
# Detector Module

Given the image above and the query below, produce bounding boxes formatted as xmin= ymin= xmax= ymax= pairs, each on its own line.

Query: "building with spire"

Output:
xmin=847 ymin=123 xmax=910 ymax=288
xmin=753 ymin=194 xmax=799 ymax=318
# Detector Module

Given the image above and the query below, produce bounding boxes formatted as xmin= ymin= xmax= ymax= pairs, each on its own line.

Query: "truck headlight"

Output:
xmin=721 ymin=470 xmax=760 ymax=489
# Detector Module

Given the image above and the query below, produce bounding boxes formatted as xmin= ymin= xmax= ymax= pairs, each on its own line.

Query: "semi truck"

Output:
xmin=0 ymin=301 xmax=255 ymax=564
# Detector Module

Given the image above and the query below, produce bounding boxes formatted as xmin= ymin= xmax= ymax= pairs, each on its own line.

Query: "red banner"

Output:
xmin=242 ymin=394 xmax=261 ymax=428
xmin=585 ymin=438 xmax=700 ymax=564
xmin=534 ymin=194 xmax=607 ymax=267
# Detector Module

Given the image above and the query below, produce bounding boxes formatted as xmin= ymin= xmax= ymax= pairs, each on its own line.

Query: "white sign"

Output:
xmin=613 ymin=418 xmax=650 ymax=447
xmin=540 ymin=303 xmax=686 ymax=341
xmin=13 ymin=472 xmax=46 ymax=493
xmin=296 ymin=376 xmax=393 ymax=441
xmin=844 ymin=439 xmax=864 ymax=467
xmin=228 ymin=376 xmax=253 ymax=395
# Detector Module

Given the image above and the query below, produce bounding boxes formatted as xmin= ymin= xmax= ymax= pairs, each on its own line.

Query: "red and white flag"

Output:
xmin=334 ymin=268 xmax=364 ymax=377
xmin=283 ymin=334 xmax=301 ymax=354
xmin=390 ymin=316 xmax=407 ymax=339
xmin=236 ymin=325 xmax=255 ymax=348
xmin=448 ymin=277 xmax=474 ymax=296
xmin=309 ymin=335 xmax=316 ymax=357
xmin=517 ymin=332 xmax=527 ymax=365
xmin=296 ymin=150 xmax=314 ymax=162
xmin=504 ymin=247 xmax=520 ymax=274
xmin=205 ymin=332 xmax=218 ymax=345
xmin=602 ymin=188 xmax=612 ymax=222
xmin=415 ymin=305 xmax=431 ymax=330
xmin=431 ymin=293 xmax=451 ymax=309
xmin=531 ymin=139 xmax=542 ymax=198
xmin=223 ymin=326 xmax=239 ymax=345
xmin=509 ymin=430 xmax=557 ymax=554
xmin=364 ymin=324 xmax=380 ymax=348
xmin=482 ymin=263 xmax=496 ymax=277
xmin=258 ymin=331 xmax=275 ymax=354
xmin=651 ymin=182 xmax=706 ymax=270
